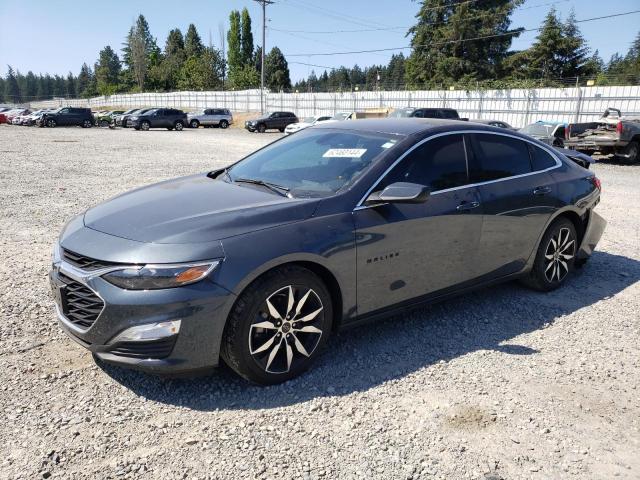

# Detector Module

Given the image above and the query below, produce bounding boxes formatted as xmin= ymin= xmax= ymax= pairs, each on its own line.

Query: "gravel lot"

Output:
xmin=0 ymin=124 xmax=638 ymax=480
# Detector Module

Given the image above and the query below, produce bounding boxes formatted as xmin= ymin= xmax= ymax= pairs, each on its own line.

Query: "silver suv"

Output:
xmin=187 ymin=108 xmax=233 ymax=129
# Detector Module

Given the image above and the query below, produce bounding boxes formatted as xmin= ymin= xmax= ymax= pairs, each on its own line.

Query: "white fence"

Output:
xmin=30 ymin=85 xmax=640 ymax=128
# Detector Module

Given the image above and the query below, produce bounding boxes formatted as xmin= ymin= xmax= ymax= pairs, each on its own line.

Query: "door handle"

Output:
xmin=533 ymin=186 xmax=552 ymax=195
xmin=456 ymin=201 xmax=480 ymax=212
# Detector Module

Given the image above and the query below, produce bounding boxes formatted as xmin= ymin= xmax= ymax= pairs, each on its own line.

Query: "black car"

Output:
xmin=114 ymin=109 xmax=142 ymax=127
xmin=50 ymin=119 xmax=605 ymax=385
xmin=130 ymin=108 xmax=188 ymax=131
xmin=38 ymin=107 xmax=94 ymax=128
xmin=390 ymin=107 xmax=464 ymax=120
xmin=245 ymin=111 xmax=298 ymax=133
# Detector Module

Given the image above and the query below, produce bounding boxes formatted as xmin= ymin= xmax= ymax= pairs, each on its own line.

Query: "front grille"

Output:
xmin=109 ymin=337 xmax=177 ymax=359
xmin=62 ymin=249 xmax=119 ymax=271
xmin=59 ymin=273 xmax=104 ymax=329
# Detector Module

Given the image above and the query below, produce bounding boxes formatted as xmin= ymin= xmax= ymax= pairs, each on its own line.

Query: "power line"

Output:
xmin=273 ymin=0 xmax=571 ymax=35
xmin=285 ymin=9 xmax=640 ymax=57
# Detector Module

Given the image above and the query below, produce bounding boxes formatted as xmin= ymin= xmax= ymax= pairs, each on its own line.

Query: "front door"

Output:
xmin=354 ymin=133 xmax=483 ymax=316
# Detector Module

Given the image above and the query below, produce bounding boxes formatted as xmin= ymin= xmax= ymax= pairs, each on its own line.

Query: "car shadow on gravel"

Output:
xmin=98 ymin=250 xmax=639 ymax=410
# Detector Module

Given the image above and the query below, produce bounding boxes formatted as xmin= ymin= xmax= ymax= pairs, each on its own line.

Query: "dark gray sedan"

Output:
xmin=50 ymin=119 xmax=605 ymax=384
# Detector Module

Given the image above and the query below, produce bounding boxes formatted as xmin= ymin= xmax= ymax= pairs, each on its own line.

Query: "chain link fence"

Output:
xmin=29 ymin=85 xmax=640 ymax=128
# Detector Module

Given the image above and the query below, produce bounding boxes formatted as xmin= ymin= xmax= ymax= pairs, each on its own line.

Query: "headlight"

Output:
xmin=51 ymin=241 xmax=61 ymax=266
xmin=102 ymin=260 xmax=220 ymax=290
xmin=130 ymin=116 xmax=139 ymax=120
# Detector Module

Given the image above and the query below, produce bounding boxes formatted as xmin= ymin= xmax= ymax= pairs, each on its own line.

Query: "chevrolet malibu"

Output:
xmin=50 ymin=119 xmax=605 ymax=385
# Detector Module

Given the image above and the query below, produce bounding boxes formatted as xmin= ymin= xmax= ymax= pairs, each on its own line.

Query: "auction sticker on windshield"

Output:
xmin=323 ymin=148 xmax=367 ymax=158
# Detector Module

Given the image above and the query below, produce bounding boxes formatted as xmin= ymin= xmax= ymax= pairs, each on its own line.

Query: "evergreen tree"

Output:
xmin=66 ymin=72 xmax=77 ymax=98
xmin=264 ymin=47 xmax=291 ymax=91
xmin=185 ymin=24 xmax=204 ymax=58
xmin=24 ymin=71 xmax=38 ymax=99
xmin=53 ymin=75 xmax=66 ymax=97
xmin=406 ymin=0 xmax=524 ymax=88
xmin=96 ymin=46 xmax=122 ymax=94
xmin=77 ymin=63 xmax=94 ymax=98
xmin=178 ymin=47 xmax=225 ymax=90
xmin=0 ymin=77 xmax=5 ymax=103
xmin=254 ymin=46 xmax=263 ymax=75
xmin=227 ymin=10 xmax=242 ymax=84
xmin=127 ymin=15 xmax=157 ymax=90
xmin=5 ymin=66 xmax=20 ymax=103
xmin=558 ymin=10 xmax=590 ymax=78
xmin=241 ymin=8 xmax=254 ymax=65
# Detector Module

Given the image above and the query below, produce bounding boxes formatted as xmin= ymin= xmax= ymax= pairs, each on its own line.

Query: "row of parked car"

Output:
xmin=0 ymin=106 xmax=234 ymax=131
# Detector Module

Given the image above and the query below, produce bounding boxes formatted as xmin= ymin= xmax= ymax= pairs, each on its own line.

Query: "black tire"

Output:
xmin=140 ymin=121 xmax=150 ymax=131
xmin=221 ymin=265 xmax=333 ymax=385
xmin=46 ymin=118 xmax=57 ymax=128
xmin=219 ymin=120 xmax=229 ymax=129
xmin=134 ymin=126 xmax=141 ymax=131
xmin=100 ymin=120 xmax=110 ymax=127
xmin=82 ymin=119 xmax=92 ymax=128
xmin=174 ymin=120 xmax=184 ymax=131
xmin=622 ymin=140 xmax=639 ymax=164
xmin=521 ymin=217 xmax=577 ymax=292
xmin=167 ymin=127 xmax=174 ymax=131
xmin=257 ymin=123 xmax=266 ymax=133
xmin=190 ymin=119 xmax=200 ymax=129
xmin=552 ymin=138 xmax=564 ymax=148
xmin=279 ymin=127 xmax=285 ymax=133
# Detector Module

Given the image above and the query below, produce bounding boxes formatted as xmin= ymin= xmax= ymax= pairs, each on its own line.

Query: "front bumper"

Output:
xmin=50 ymin=256 xmax=235 ymax=375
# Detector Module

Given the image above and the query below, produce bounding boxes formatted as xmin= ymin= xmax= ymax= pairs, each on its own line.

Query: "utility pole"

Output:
xmin=253 ymin=0 xmax=273 ymax=114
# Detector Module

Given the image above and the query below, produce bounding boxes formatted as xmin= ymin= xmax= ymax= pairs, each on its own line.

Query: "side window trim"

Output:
xmin=355 ymin=130 xmax=562 ymax=210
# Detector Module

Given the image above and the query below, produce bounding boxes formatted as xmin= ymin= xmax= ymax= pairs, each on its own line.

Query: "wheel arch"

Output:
xmin=224 ymin=256 xmax=344 ymax=332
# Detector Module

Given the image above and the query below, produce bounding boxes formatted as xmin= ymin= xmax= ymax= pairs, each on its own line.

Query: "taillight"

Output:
xmin=590 ymin=176 xmax=601 ymax=191
xmin=616 ymin=121 xmax=623 ymax=136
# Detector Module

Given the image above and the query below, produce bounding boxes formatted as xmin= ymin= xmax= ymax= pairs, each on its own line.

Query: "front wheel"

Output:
xmin=46 ymin=119 xmax=57 ymax=128
xmin=174 ymin=121 xmax=184 ymax=131
xmin=100 ymin=120 xmax=110 ymax=127
xmin=257 ymin=123 xmax=266 ymax=133
xmin=140 ymin=121 xmax=150 ymax=131
xmin=522 ymin=218 xmax=577 ymax=291
xmin=221 ymin=266 xmax=332 ymax=385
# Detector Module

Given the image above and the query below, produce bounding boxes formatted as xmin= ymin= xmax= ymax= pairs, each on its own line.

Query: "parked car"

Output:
xmin=95 ymin=110 xmax=125 ymax=127
xmin=0 ymin=109 xmax=19 ymax=124
xmin=12 ymin=110 xmax=32 ymax=125
xmin=519 ymin=121 xmax=566 ymax=147
xmin=5 ymin=108 xmax=31 ymax=124
xmin=50 ymin=119 xmax=605 ymax=385
xmin=564 ymin=108 xmax=640 ymax=164
xmin=245 ymin=111 xmax=298 ymax=133
xmin=114 ymin=109 xmax=151 ymax=127
xmin=19 ymin=110 xmax=45 ymax=126
xmin=284 ymin=115 xmax=332 ymax=135
xmin=187 ymin=108 xmax=233 ymax=129
xmin=389 ymin=107 xmax=465 ymax=120
xmin=37 ymin=107 xmax=94 ymax=128
xmin=471 ymin=119 xmax=516 ymax=130
xmin=130 ymin=108 xmax=188 ymax=131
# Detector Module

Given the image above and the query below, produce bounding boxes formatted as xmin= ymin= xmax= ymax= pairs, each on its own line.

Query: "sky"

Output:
xmin=0 ymin=0 xmax=639 ymax=82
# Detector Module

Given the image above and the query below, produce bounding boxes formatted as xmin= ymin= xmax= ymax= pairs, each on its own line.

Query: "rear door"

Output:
xmin=354 ymin=133 xmax=483 ymax=315
xmin=467 ymin=132 xmax=559 ymax=279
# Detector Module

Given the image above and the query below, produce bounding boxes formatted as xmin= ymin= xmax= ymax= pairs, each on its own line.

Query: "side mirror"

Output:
xmin=365 ymin=182 xmax=430 ymax=206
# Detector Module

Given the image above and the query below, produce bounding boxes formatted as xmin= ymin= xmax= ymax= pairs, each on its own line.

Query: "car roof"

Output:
xmin=314 ymin=118 xmax=474 ymax=135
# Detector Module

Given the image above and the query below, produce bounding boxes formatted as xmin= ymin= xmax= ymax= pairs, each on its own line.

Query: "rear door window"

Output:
xmin=469 ymin=133 xmax=532 ymax=182
xmin=380 ymin=134 xmax=469 ymax=192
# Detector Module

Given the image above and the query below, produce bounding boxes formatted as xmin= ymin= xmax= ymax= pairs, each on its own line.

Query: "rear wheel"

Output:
xmin=522 ymin=218 xmax=577 ymax=291
xmin=622 ymin=140 xmax=639 ymax=164
xmin=221 ymin=266 xmax=332 ymax=385
xmin=190 ymin=119 xmax=200 ymax=129
xmin=257 ymin=123 xmax=266 ymax=133
xmin=174 ymin=120 xmax=184 ymax=131
xmin=219 ymin=119 xmax=229 ymax=129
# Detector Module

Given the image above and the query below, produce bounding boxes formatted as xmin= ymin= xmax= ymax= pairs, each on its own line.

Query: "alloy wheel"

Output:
xmin=544 ymin=227 xmax=575 ymax=282
xmin=248 ymin=285 xmax=324 ymax=374
xmin=141 ymin=121 xmax=150 ymax=131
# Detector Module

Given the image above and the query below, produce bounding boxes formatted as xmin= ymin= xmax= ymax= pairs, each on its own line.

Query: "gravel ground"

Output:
xmin=0 ymin=125 xmax=638 ymax=480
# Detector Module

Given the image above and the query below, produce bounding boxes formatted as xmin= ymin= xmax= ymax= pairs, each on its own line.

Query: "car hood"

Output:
xmin=84 ymin=174 xmax=320 ymax=244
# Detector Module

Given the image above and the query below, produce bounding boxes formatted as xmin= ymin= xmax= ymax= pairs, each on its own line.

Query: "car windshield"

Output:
xmin=227 ymin=128 xmax=401 ymax=198
xmin=521 ymin=123 xmax=555 ymax=136
xmin=389 ymin=109 xmax=413 ymax=118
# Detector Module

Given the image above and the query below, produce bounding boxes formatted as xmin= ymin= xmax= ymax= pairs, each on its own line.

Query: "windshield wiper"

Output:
xmin=234 ymin=178 xmax=291 ymax=197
